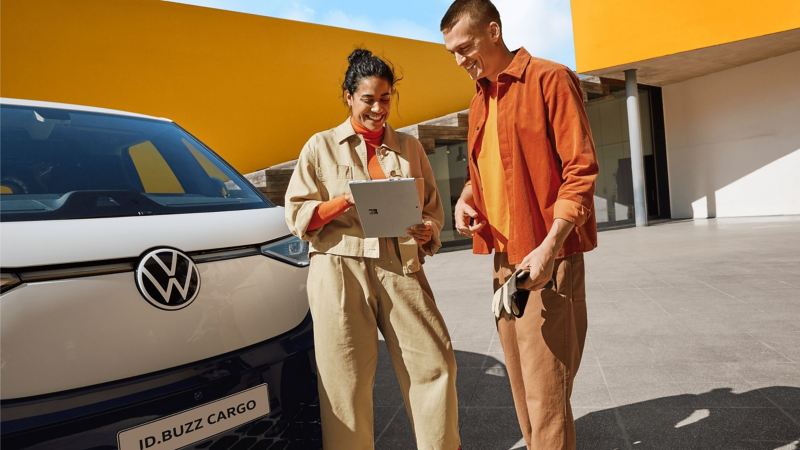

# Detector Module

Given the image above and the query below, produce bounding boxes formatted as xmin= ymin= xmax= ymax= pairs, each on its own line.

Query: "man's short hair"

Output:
xmin=440 ymin=0 xmax=502 ymax=32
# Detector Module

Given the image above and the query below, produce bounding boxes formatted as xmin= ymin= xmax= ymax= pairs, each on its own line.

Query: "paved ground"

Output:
xmin=373 ymin=217 xmax=800 ymax=450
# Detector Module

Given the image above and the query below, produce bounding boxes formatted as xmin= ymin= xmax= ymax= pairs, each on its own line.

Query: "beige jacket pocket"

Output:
xmin=317 ymin=164 xmax=352 ymax=197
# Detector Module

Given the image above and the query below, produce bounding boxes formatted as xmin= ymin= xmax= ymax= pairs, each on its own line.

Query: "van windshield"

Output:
xmin=0 ymin=104 xmax=270 ymax=222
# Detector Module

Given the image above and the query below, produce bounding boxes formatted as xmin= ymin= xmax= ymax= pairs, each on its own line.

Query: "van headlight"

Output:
xmin=260 ymin=235 xmax=309 ymax=267
xmin=1 ymin=272 xmax=21 ymax=294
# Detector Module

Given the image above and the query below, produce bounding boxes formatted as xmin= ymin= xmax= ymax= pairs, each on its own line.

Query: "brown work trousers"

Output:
xmin=307 ymin=238 xmax=460 ymax=450
xmin=493 ymin=252 xmax=587 ymax=450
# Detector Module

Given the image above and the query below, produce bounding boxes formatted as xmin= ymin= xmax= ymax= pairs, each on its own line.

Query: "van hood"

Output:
xmin=0 ymin=208 xmax=289 ymax=268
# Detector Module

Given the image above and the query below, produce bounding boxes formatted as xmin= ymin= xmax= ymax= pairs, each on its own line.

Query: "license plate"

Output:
xmin=117 ymin=384 xmax=270 ymax=450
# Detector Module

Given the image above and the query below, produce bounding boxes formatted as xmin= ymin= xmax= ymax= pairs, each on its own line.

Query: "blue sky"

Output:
xmin=167 ymin=0 xmax=577 ymax=69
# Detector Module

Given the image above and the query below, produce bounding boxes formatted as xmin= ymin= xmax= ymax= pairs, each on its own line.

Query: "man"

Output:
xmin=440 ymin=1 xmax=598 ymax=449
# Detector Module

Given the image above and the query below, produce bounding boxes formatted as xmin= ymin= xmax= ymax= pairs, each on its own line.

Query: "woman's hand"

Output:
xmin=407 ymin=221 xmax=433 ymax=245
xmin=342 ymin=192 xmax=355 ymax=211
xmin=343 ymin=192 xmax=355 ymax=206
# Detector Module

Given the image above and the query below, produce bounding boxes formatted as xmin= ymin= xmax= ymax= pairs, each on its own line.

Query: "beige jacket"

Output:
xmin=284 ymin=119 xmax=444 ymax=274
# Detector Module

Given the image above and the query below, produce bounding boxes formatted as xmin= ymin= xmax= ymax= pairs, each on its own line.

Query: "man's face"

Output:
xmin=443 ymin=15 xmax=498 ymax=81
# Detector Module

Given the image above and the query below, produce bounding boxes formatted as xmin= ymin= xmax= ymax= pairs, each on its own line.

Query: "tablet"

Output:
xmin=349 ymin=178 xmax=422 ymax=238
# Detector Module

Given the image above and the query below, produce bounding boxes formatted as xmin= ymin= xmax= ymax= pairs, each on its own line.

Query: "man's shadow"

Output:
xmin=374 ymin=346 xmax=800 ymax=450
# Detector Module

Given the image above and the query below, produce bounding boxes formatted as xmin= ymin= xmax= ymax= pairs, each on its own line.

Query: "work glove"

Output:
xmin=492 ymin=270 xmax=554 ymax=319
xmin=492 ymin=269 xmax=527 ymax=319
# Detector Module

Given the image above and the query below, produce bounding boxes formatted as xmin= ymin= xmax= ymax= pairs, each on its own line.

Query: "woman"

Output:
xmin=285 ymin=49 xmax=460 ymax=449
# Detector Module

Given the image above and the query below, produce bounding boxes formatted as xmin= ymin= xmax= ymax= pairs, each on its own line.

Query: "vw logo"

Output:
xmin=135 ymin=248 xmax=200 ymax=310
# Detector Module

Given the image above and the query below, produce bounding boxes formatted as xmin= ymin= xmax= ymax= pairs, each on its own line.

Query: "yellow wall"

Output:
xmin=1 ymin=0 xmax=473 ymax=173
xmin=571 ymin=0 xmax=800 ymax=73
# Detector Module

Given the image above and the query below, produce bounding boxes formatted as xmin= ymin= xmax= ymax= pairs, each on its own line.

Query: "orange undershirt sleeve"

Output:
xmin=307 ymin=196 xmax=351 ymax=231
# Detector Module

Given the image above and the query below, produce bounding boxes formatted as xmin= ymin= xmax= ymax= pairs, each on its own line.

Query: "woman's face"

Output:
xmin=346 ymin=76 xmax=392 ymax=132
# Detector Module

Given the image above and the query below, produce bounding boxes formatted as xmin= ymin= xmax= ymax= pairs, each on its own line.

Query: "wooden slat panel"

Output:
xmin=417 ymin=125 xmax=468 ymax=142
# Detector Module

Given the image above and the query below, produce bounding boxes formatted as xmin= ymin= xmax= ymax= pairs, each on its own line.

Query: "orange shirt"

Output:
xmin=352 ymin=119 xmax=388 ymax=181
xmin=307 ymin=119 xmax=386 ymax=231
xmin=467 ymin=48 xmax=599 ymax=263
xmin=476 ymin=83 xmax=509 ymax=252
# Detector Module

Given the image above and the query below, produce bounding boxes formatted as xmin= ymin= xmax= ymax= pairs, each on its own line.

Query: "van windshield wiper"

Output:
xmin=52 ymin=190 xmax=164 ymax=218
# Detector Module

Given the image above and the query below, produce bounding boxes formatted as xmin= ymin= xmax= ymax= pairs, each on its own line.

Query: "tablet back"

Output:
xmin=349 ymin=178 xmax=422 ymax=237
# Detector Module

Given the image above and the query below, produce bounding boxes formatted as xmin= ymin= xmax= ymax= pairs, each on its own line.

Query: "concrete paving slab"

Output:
xmin=372 ymin=217 xmax=800 ymax=449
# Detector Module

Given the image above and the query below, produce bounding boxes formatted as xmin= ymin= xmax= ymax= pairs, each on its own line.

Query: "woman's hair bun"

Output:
xmin=341 ymin=47 xmax=398 ymax=95
xmin=347 ymin=49 xmax=373 ymax=65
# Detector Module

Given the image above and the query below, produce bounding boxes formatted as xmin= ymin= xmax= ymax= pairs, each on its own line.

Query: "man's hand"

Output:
xmin=517 ymin=218 xmax=575 ymax=290
xmin=454 ymin=183 xmax=486 ymax=237
xmin=517 ymin=246 xmax=556 ymax=290
xmin=407 ymin=221 xmax=433 ymax=245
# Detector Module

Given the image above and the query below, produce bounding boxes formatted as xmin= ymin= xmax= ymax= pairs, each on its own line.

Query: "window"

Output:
xmin=0 ymin=105 xmax=269 ymax=222
xmin=129 ymin=141 xmax=185 ymax=194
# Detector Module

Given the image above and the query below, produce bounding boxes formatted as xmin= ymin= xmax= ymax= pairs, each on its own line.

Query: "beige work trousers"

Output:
xmin=493 ymin=252 xmax=587 ymax=450
xmin=307 ymin=238 xmax=460 ymax=450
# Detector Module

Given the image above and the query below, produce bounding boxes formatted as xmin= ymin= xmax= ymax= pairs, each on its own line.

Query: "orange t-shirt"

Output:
xmin=476 ymin=83 xmax=509 ymax=252
xmin=307 ymin=119 xmax=386 ymax=231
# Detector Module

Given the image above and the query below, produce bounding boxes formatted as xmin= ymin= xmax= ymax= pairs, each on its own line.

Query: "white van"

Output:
xmin=0 ymin=98 xmax=320 ymax=449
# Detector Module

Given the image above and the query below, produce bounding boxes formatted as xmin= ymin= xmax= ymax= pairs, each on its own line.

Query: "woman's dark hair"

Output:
xmin=341 ymin=48 xmax=397 ymax=95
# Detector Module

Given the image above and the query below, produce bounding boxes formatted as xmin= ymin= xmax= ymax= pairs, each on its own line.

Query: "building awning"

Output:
xmin=580 ymin=28 xmax=800 ymax=86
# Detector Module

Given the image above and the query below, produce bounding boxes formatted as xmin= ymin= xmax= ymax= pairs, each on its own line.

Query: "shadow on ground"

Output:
xmin=576 ymin=386 xmax=800 ymax=450
xmin=375 ymin=346 xmax=800 ymax=450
